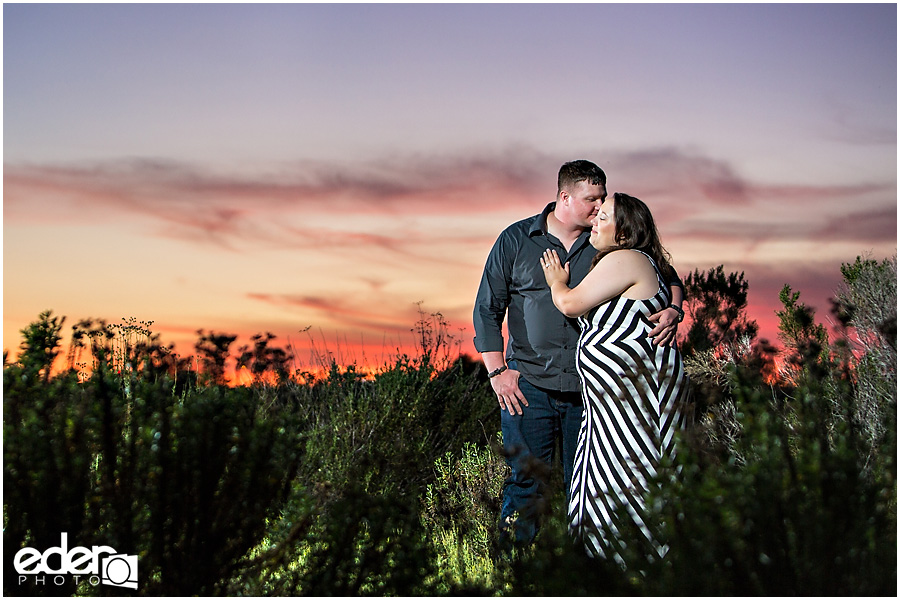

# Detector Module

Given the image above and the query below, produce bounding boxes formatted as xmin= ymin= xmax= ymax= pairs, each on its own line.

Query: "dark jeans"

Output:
xmin=499 ymin=369 xmax=584 ymax=545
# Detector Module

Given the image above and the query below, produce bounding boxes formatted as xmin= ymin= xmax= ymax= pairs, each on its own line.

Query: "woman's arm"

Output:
xmin=541 ymin=249 xmax=640 ymax=317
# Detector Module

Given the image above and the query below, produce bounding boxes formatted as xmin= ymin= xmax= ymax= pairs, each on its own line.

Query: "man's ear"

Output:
xmin=558 ymin=189 xmax=569 ymax=205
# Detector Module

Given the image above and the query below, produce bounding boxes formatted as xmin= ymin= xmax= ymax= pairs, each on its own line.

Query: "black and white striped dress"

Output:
xmin=568 ymin=249 xmax=688 ymax=563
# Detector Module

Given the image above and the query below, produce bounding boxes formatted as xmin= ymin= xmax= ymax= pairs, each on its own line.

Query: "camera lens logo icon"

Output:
xmin=100 ymin=554 xmax=138 ymax=589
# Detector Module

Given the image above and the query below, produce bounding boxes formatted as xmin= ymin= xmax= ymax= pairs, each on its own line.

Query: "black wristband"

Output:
xmin=669 ymin=305 xmax=685 ymax=323
xmin=488 ymin=365 xmax=508 ymax=379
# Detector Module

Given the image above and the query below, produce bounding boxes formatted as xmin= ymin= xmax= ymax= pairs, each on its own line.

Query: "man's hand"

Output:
xmin=647 ymin=306 xmax=680 ymax=347
xmin=491 ymin=368 xmax=528 ymax=415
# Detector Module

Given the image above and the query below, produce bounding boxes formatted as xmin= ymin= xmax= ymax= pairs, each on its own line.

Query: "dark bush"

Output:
xmin=3 ymin=271 xmax=896 ymax=597
xmin=4 ymin=317 xmax=304 ymax=596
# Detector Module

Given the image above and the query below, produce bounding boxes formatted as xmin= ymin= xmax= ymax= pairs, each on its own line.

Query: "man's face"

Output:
xmin=561 ymin=180 xmax=607 ymax=228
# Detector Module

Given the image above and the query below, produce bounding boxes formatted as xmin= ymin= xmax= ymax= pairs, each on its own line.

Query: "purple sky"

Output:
xmin=4 ymin=3 xmax=896 ymax=368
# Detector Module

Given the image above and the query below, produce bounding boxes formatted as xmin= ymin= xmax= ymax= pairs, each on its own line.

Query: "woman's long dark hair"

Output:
xmin=591 ymin=192 xmax=677 ymax=281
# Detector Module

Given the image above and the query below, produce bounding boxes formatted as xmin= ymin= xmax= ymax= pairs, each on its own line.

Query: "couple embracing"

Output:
xmin=473 ymin=159 xmax=689 ymax=563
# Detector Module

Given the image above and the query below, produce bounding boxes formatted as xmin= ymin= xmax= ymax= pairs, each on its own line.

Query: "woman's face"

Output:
xmin=589 ymin=195 xmax=616 ymax=250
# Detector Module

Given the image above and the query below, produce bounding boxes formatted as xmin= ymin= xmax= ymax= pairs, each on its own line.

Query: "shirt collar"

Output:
xmin=529 ymin=202 xmax=557 ymax=237
xmin=530 ymin=202 xmax=592 ymax=249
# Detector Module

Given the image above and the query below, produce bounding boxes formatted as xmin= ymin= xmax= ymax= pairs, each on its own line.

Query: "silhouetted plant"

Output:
xmin=681 ymin=265 xmax=759 ymax=357
xmin=67 ymin=317 xmax=187 ymax=389
xmin=236 ymin=332 xmax=293 ymax=385
xmin=411 ymin=303 xmax=464 ymax=371
xmin=15 ymin=309 xmax=65 ymax=382
xmin=194 ymin=329 xmax=238 ymax=385
xmin=776 ymin=284 xmax=831 ymax=370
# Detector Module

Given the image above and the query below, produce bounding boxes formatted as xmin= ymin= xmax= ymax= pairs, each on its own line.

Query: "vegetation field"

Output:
xmin=4 ymin=256 xmax=896 ymax=595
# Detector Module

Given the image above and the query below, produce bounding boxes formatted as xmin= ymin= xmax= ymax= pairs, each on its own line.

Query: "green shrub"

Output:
xmin=834 ymin=254 xmax=897 ymax=476
xmin=422 ymin=439 xmax=507 ymax=593
xmin=4 ymin=273 xmax=895 ymax=597
xmin=4 ymin=317 xmax=303 ymax=596
xmin=638 ymin=276 xmax=897 ymax=595
xmin=225 ymin=352 xmax=499 ymax=595
xmin=290 ymin=354 xmax=497 ymax=500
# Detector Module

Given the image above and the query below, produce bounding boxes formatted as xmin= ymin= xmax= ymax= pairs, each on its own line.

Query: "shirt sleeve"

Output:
xmin=473 ymin=229 xmax=515 ymax=353
xmin=666 ymin=267 xmax=684 ymax=290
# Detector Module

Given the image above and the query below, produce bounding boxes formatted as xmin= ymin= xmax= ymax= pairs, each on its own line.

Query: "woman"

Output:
xmin=540 ymin=192 xmax=688 ymax=564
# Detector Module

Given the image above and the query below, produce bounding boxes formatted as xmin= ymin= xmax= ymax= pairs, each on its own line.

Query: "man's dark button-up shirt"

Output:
xmin=473 ymin=202 xmax=596 ymax=392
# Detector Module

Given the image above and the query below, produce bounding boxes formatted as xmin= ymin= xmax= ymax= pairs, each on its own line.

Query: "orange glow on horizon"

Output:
xmin=3 ymin=317 xmax=477 ymax=383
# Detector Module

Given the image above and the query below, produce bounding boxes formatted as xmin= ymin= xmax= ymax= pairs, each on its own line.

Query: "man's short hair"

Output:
xmin=558 ymin=160 xmax=607 ymax=193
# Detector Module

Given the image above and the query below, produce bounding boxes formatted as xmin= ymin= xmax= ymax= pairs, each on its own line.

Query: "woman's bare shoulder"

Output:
xmin=598 ymin=248 xmax=652 ymax=266
xmin=595 ymin=249 xmax=657 ymax=287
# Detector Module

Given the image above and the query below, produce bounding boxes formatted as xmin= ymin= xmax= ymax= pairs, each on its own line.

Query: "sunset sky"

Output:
xmin=4 ymin=3 xmax=897 ymax=375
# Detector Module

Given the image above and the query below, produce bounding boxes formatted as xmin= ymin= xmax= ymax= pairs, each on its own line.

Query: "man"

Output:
xmin=473 ymin=159 xmax=683 ymax=546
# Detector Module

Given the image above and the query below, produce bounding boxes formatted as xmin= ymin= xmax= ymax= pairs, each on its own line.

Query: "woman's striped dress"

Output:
xmin=568 ymin=250 xmax=688 ymax=563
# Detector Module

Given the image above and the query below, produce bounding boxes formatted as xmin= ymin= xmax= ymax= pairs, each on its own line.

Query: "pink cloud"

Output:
xmin=6 ymin=148 xmax=894 ymax=253
xmin=242 ymin=292 xmax=477 ymax=356
xmin=664 ymin=204 xmax=896 ymax=246
xmin=612 ymin=147 xmax=751 ymax=204
xmin=5 ymin=147 xmax=894 ymax=364
xmin=247 ymin=292 xmax=420 ymax=336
